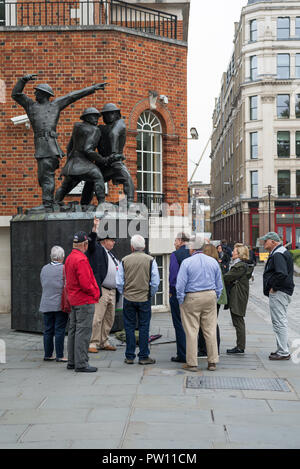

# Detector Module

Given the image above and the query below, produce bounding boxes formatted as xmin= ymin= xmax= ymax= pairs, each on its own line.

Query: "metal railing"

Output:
xmin=0 ymin=0 xmax=177 ymax=39
xmin=137 ymin=192 xmax=165 ymax=215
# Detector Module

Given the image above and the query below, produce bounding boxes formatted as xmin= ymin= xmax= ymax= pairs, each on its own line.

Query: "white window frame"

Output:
xmin=136 ymin=110 xmax=163 ymax=195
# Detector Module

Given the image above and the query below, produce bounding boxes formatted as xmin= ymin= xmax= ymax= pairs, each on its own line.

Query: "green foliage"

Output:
xmin=290 ymin=250 xmax=300 ymax=268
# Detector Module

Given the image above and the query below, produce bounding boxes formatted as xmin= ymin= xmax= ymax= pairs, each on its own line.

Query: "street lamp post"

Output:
xmin=268 ymin=185 xmax=272 ymax=232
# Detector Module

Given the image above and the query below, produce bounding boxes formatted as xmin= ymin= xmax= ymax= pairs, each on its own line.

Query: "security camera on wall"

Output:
xmin=159 ymin=95 xmax=169 ymax=105
xmin=11 ymin=114 xmax=30 ymax=128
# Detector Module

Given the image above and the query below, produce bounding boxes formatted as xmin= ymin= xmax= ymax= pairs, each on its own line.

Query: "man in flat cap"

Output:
xmin=261 ymin=232 xmax=295 ymax=361
xmin=12 ymin=74 xmax=107 ymax=212
xmin=86 ymin=217 xmax=120 ymax=353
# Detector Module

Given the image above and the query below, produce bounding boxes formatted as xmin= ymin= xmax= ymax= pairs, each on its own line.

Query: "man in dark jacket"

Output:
xmin=86 ymin=217 xmax=120 ymax=353
xmin=169 ymin=232 xmax=190 ymax=363
xmin=261 ymin=232 xmax=295 ymax=361
xmin=12 ymin=74 xmax=106 ymax=212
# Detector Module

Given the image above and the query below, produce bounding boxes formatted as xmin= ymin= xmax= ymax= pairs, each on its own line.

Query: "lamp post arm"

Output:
xmin=189 ymin=135 xmax=211 ymax=185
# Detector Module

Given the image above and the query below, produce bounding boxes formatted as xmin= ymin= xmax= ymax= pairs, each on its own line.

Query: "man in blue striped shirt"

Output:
xmin=176 ymin=235 xmax=223 ymax=372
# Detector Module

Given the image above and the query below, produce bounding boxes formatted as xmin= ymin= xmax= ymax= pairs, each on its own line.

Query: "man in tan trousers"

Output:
xmin=176 ymin=235 xmax=223 ymax=372
xmin=87 ymin=217 xmax=119 ymax=353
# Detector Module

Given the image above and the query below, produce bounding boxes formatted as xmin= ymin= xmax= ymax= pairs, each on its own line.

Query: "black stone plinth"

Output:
xmin=11 ymin=211 xmax=149 ymax=333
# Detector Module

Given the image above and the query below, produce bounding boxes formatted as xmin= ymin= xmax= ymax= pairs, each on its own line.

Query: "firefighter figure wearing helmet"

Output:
xmin=81 ymin=102 xmax=135 ymax=207
xmin=11 ymin=73 xmax=107 ymax=212
xmin=55 ymin=107 xmax=108 ymax=207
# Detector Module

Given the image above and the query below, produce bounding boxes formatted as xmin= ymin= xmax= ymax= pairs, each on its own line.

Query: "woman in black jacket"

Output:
xmin=224 ymin=244 xmax=254 ymax=355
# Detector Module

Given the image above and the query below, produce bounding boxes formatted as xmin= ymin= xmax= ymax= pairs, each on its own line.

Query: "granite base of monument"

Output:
xmin=11 ymin=210 xmax=149 ymax=333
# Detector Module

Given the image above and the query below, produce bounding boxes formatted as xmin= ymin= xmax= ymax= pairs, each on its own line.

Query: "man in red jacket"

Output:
xmin=65 ymin=231 xmax=100 ymax=372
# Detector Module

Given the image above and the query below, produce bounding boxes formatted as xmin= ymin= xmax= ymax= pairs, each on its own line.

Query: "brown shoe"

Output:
xmin=124 ymin=358 xmax=134 ymax=365
xmin=269 ymin=353 xmax=291 ymax=361
xmin=182 ymin=364 xmax=198 ymax=372
xmin=138 ymin=357 xmax=156 ymax=365
xmin=88 ymin=347 xmax=98 ymax=354
xmin=207 ymin=363 xmax=216 ymax=371
xmin=101 ymin=345 xmax=117 ymax=351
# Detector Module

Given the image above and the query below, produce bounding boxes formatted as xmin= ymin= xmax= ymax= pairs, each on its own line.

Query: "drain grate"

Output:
xmin=186 ymin=376 xmax=291 ymax=392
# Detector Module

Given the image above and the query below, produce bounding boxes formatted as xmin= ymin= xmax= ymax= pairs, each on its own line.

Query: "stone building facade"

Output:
xmin=211 ymin=0 xmax=300 ymax=250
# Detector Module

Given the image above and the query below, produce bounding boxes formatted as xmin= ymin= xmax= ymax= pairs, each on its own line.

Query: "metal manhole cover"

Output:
xmin=186 ymin=376 xmax=291 ymax=392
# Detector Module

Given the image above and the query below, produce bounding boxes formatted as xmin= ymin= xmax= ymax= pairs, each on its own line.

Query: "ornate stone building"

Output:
xmin=211 ymin=0 xmax=300 ymax=249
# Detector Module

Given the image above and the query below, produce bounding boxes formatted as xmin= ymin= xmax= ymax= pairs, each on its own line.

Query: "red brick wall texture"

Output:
xmin=0 ymin=28 xmax=188 ymax=215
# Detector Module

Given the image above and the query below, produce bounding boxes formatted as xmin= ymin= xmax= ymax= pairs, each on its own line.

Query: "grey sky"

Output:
xmin=187 ymin=0 xmax=247 ymax=184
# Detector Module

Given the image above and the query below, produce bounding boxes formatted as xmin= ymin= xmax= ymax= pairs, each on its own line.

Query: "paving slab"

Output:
xmin=0 ymin=424 xmax=29 ymax=443
xmin=0 ymin=397 xmax=47 ymax=410
xmin=226 ymin=423 xmax=300 ymax=449
xmin=242 ymin=390 xmax=299 ymax=401
xmin=87 ymin=407 xmax=130 ymax=423
xmin=213 ymin=410 xmax=300 ymax=426
xmin=122 ymin=438 xmax=213 ymax=449
xmin=0 ymin=441 xmax=72 ymax=449
xmin=69 ymin=439 xmax=121 ymax=449
xmin=124 ymin=422 xmax=227 ymax=445
xmin=42 ymin=394 xmax=135 ymax=410
xmin=134 ymin=395 xmax=199 ymax=410
xmin=131 ymin=408 xmax=213 ymax=425
xmin=267 ymin=400 xmax=300 ymax=413
xmin=93 ymin=374 xmax=142 ymax=385
xmin=0 ymin=408 xmax=90 ymax=425
xmin=212 ymin=441 xmax=279 ymax=449
xmin=21 ymin=422 xmax=125 ymax=443
xmin=195 ymin=397 xmax=272 ymax=412
xmin=137 ymin=383 xmax=185 ymax=396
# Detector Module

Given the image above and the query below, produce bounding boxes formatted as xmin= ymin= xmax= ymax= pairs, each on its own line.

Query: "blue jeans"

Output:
xmin=43 ymin=311 xmax=68 ymax=359
xmin=169 ymin=293 xmax=186 ymax=361
xmin=123 ymin=298 xmax=152 ymax=360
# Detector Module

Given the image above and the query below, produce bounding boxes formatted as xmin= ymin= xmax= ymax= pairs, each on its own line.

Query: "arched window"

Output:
xmin=136 ymin=111 xmax=162 ymax=198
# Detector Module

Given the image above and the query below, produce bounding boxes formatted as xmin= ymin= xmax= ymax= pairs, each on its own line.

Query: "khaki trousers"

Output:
xmin=180 ymin=291 xmax=219 ymax=367
xmin=89 ymin=287 xmax=116 ymax=348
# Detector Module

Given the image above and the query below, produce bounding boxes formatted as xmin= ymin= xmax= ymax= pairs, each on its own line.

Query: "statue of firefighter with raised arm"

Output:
xmin=11 ymin=73 xmax=107 ymax=212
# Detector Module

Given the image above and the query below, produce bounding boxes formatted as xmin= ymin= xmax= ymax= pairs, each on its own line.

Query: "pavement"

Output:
xmin=0 ymin=265 xmax=300 ymax=449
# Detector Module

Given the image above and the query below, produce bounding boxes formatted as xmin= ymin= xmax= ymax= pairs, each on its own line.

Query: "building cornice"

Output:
xmin=0 ymin=25 xmax=188 ymax=47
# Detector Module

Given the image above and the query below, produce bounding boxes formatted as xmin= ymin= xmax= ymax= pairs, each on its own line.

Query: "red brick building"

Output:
xmin=0 ymin=0 xmax=190 ymax=312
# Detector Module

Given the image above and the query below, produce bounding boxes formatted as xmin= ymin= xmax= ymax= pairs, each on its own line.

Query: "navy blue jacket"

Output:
xmin=86 ymin=232 xmax=109 ymax=290
xmin=263 ymin=245 xmax=294 ymax=297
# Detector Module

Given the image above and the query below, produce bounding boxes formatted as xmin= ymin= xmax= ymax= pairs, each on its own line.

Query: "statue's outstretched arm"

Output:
xmin=55 ymin=83 xmax=108 ymax=111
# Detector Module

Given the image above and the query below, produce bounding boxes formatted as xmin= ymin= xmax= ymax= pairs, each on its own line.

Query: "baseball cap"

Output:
xmin=259 ymin=232 xmax=281 ymax=242
xmin=73 ymin=231 xmax=90 ymax=243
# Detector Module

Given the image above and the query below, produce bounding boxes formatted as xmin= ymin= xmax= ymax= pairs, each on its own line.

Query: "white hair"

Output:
xmin=131 ymin=234 xmax=146 ymax=251
xmin=188 ymin=235 xmax=205 ymax=251
xmin=50 ymin=245 xmax=65 ymax=262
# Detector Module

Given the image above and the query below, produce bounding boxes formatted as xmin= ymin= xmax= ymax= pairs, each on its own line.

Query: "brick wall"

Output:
xmin=0 ymin=28 xmax=188 ymax=214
